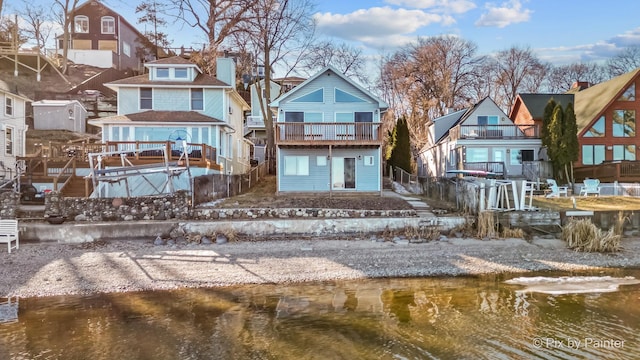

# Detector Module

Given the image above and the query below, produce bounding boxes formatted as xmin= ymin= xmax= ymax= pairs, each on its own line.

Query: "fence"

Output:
xmin=192 ymin=161 xmax=268 ymax=205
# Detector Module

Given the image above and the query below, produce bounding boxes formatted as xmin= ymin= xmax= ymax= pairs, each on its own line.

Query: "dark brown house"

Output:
xmin=56 ymin=0 xmax=157 ymax=72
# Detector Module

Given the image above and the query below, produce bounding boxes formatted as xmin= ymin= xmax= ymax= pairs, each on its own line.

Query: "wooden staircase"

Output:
xmin=60 ymin=175 xmax=93 ymax=197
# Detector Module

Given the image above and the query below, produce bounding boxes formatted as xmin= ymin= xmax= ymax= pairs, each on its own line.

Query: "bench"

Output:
xmin=0 ymin=219 xmax=19 ymax=253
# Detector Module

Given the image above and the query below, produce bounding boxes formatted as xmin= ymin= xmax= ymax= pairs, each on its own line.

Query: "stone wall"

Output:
xmin=0 ymin=191 xmax=19 ymax=219
xmin=44 ymin=191 xmax=193 ymax=222
xmin=38 ymin=190 xmax=418 ymax=222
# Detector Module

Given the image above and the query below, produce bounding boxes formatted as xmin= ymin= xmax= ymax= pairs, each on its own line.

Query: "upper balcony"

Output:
xmin=450 ymin=124 xmax=540 ymax=141
xmin=276 ymin=122 xmax=383 ymax=146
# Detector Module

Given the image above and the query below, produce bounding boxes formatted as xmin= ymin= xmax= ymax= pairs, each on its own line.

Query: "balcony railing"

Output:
xmin=276 ymin=122 xmax=382 ymax=144
xmin=245 ymin=116 xmax=269 ymax=128
xmin=451 ymin=124 xmax=539 ymax=140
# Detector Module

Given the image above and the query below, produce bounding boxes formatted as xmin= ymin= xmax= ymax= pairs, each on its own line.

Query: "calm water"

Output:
xmin=1 ymin=270 xmax=639 ymax=360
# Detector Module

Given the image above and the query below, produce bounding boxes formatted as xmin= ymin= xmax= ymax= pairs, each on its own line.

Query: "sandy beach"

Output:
xmin=1 ymin=235 xmax=639 ymax=298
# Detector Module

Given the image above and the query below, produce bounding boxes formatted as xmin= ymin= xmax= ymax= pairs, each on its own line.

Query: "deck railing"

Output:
xmin=574 ymin=161 xmax=640 ymax=182
xmin=276 ymin=122 xmax=382 ymax=144
xmin=19 ymin=141 xmax=219 ymax=178
xmin=451 ymin=124 xmax=539 ymax=140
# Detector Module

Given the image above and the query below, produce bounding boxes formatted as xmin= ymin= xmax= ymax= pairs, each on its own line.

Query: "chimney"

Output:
xmin=216 ymin=57 xmax=236 ymax=88
xmin=571 ymin=81 xmax=590 ymax=90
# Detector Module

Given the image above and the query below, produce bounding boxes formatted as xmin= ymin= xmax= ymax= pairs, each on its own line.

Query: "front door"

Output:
xmin=332 ymin=157 xmax=356 ymax=190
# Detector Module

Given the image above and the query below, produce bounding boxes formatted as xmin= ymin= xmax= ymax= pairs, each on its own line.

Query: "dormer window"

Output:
xmin=175 ymin=68 xmax=188 ymax=78
xmin=101 ymin=16 xmax=115 ymax=34
xmin=74 ymin=16 xmax=89 ymax=33
xmin=157 ymin=68 xmax=169 ymax=78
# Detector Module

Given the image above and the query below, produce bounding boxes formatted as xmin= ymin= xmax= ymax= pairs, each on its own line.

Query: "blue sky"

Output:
xmin=10 ymin=0 xmax=640 ymax=65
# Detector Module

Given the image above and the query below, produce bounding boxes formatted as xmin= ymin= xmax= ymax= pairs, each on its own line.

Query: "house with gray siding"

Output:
xmin=270 ymin=66 xmax=388 ymax=194
xmin=418 ymin=97 xmax=543 ymax=179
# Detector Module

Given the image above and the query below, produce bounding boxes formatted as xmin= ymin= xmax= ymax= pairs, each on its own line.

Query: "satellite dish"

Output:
xmin=168 ymin=129 xmax=192 ymax=153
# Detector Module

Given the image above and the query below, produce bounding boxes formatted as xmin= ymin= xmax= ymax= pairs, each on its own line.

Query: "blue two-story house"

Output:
xmin=270 ymin=66 xmax=388 ymax=194
xmin=90 ymin=56 xmax=252 ymax=176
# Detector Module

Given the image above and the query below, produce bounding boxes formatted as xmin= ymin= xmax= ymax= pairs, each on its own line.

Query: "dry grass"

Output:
xmin=217 ymin=175 xmax=414 ymax=210
xmin=561 ymin=218 xmax=621 ymax=252
xmin=532 ymin=196 xmax=640 ymax=211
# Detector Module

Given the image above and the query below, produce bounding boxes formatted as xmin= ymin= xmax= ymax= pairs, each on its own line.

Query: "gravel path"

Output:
xmin=1 ymin=236 xmax=640 ymax=298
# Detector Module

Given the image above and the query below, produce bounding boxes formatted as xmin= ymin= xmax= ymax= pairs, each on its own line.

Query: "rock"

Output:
xmin=216 ymin=234 xmax=228 ymax=244
xmin=153 ymin=236 xmax=165 ymax=245
xmin=201 ymin=236 xmax=212 ymax=244
xmin=166 ymin=239 xmax=176 ymax=246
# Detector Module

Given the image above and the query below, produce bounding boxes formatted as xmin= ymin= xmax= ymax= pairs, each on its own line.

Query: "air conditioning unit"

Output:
xmin=0 ymin=124 xmax=6 ymax=131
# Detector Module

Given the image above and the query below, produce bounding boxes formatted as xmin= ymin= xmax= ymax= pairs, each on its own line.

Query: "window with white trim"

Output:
xmin=191 ymin=89 xmax=203 ymax=110
xmin=140 ymin=88 xmax=152 ymax=109
xmin=101 ymin=16 xmax=115 ymax=34
xmin=284 ymin=156 xmax=309 ymax=176
xmin=5 ymin=96 xmax=13 ymax=116
xmin=157 ymin=68 xmax=169 ymax=78
xmin=175 ymin=68 xmax=188 ymax=78
xmin=5 ymin=127 xmax=13 ymax=155
xmin=74 ymin=16 xmax=89 ymax=33
xmin=123 ymin=42 xmax=131 ymax=57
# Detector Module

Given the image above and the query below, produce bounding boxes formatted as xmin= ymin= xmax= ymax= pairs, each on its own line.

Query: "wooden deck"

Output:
xmin=275 ymin=122 xmax=383 ymax=146
xmin=574 ymin=161 xmax=640 ymax=183
xmin=18 ymin=141 xmax=221 ymax=186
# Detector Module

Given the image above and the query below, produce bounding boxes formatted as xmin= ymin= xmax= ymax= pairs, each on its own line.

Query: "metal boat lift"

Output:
xmin=87 ymin=144 xmax=192 ymax=198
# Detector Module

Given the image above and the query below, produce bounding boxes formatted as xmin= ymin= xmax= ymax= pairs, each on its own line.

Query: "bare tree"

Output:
xmin=545 ymin=62 xmax=607 ymax=93
xmin=493 ymin=46 xmax=547 ymax=111
xmin=233 ymin=0 xmax=316 ymax=174
xmin=137 ymin=1 xmax=171 ymax=60
xmin=606 ymin=46 xmax=640 ymax=77
xmin=300 ymin=40 xmax=368 ymax=85
xmin=378 ymin=36 xmax=484 ymax=152
xmin=19 ymin=3 xmax=54 ymax=52
xmin=171 ymin=0 xmax=258 ymax=73
xmin=53 ymin=0 xmax=80 ymax=74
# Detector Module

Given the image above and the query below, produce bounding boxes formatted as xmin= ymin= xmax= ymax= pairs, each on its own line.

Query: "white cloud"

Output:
xmin=537 ymin=28 xmax=640 ymax=64
xmin=609 ymin=27 xmax=640 ymax=47
xmin=475 ymin=0 xmax=532 ymax=28
xmin=314 ymin=7 xmax=455 ymax=49
xmin=385 ymin=0 xmax=477 ymax=14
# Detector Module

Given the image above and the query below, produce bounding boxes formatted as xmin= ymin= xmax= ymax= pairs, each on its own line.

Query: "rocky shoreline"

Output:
xmin=1 ymin=236 xmax=640 ymax=298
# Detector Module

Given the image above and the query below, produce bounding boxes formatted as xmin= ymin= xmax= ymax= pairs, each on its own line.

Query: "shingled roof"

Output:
xmin=106 ymin=73 xmax=230 ymax=87
xmin=515 ymin=93 xmax=575 ymax=120
xmin=89 ymin=111 xmax=225 ymax=124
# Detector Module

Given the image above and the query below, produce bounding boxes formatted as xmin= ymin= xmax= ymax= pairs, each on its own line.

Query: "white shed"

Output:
xmin=32 ymin=100 xmax=87 ymax=133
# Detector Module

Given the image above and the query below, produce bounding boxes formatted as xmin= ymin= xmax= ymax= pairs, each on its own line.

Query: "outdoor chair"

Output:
xmin=579 ymin=179 xmax=601 ymax=196
xmin=0 ymin=219 xmax=19 ymax=253
xmin=546 ymin=179 xmax=568 ymax=198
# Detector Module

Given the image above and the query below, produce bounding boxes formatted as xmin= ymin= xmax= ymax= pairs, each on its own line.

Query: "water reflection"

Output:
xmin=0 ymin=270 xmax=639 ymax=359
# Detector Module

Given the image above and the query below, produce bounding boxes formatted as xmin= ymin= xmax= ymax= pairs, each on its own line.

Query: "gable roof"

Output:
xmin=511 ymin=93 xmax=574 ymax=120
xmin=270 ymin=65 xmax=388 ymax=109
xmin=574 ymin=68 xmax=640 ymax=132
xmin=431 ymin=97 xmax=509 ymax=144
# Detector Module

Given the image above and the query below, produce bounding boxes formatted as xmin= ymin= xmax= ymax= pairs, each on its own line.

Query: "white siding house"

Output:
xmin=418 ymin=97 xmax=542 ymax=179
xmin=0 ymin=81 xmax=30 ymax=180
